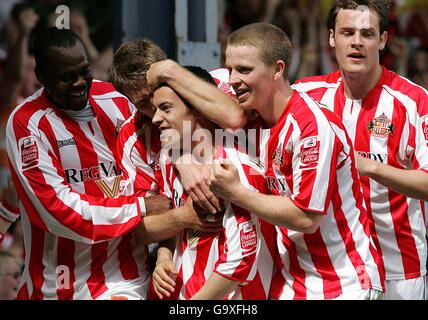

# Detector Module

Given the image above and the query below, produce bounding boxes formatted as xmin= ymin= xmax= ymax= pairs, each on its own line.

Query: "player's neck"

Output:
xmin=190 ymin=122 xmax=217 ymax=163
xmin=341 ymin=64 xmax=383 ymax=100
xmin=259 ymin=80 xmax=293 ymax=127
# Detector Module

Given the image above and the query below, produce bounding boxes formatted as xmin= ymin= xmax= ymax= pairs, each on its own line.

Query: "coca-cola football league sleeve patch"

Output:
xmin=299 ymin=136 xmax=320 ymax=170
xmin=19 ymin=136 xmax=39 ymax=170
xmin=239 ymin=220 xmax=257 ymax=253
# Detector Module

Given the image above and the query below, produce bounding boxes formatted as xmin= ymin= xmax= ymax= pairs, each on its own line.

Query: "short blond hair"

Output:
xmin=227 ymin=23 xmax=292 ymax=78
xmin=110 ymin=38 xmax=167 ymax=95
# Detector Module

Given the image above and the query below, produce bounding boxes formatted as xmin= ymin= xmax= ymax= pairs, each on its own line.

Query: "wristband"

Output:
xmin=137 ymin=197 xmax=147 ymax=217
xmin=0 ymin=200 xmax=20 ymax=223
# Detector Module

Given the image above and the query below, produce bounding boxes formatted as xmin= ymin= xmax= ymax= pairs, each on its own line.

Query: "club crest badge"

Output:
xmin=272 ymin=145 xmax=284 ymax=167
xmin=115 ymin=118 xmax=125 ymax=135
xmin=368 ymin=113 xmax=394 ymax=137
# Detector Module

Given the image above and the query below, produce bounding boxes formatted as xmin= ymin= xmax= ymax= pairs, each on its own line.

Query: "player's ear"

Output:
xmin=273 ymin=60 xmax=285 ymax=80
xmin=379 ymin=31 xmax=388 ymax=51
xmin=329 ymin=29 xmax=335 ymax=48
xmin=35 ymin=66 xmax=45 ymax=85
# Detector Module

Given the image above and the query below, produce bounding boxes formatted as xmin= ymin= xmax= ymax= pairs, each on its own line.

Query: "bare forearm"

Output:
xmin=190 ymin=272 xmax=240 ymax=300
xmin=161 ymin=64 xmax=246 ymax=129
xmin=364 ymin=162 xmax=428 ymax=200
xmin=144 ymin=195 xmax=172 ymax=215
xmin=80 ymin=35 xmax=99 ymax=62
xmin=135 ymin=207 xmax=187 ymax=244
xmin=157 ymin=239 xmax=175 ymax=260
xmin=229 ymin=186 xmax=321 ymax=233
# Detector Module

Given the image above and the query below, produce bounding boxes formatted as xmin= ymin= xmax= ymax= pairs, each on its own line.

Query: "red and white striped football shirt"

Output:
xmin=116 ymin=112 xmax=161 ymax=197
xmin=262 ymin=91 xmax=384 ymax=299
xmin=293 ymin=67 xmax=428 ymax=281
xmin=157 ymin=145 xmax=275 ymax=300
xmin=7 ymin=81 xmax=150 ymax=300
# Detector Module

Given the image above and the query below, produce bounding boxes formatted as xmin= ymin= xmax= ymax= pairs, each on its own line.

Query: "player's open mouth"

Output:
xmin=159 ymin=127 xmax=173 ymax=138
xmin=69 ymin=89 xmax=87 ymax=97
xmin=235 ymin=88 xmax=250 ymax=101
xmin=348 ymin=52 xmax=365 ymax=61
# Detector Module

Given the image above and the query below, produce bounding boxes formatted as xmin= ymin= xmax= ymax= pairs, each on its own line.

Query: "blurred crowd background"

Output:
xmin=0 ymin=0 xmax=427 ymax=299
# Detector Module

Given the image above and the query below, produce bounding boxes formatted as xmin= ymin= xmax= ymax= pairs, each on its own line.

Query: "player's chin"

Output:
xmin=238 ymin=98 xmax=255 ymax=111
xmin=67 ymin=95 xmax=89 ymax=110
xmin=343 ymin=64 xmax=368 ymax=75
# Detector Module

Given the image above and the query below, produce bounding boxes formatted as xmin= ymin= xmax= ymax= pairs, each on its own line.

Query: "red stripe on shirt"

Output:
xmin=59 ymin=113 xmax=104 ymax=198
xmin=304 ymin=230 xmax=342 ymax=299
xmin=29 ymin=225 xmax=45 ymax=300
xmin=388 ymin=188 xmax=421 ymax=278
xmin=57 ymin=237 xmax=76 ymax=299
xmin=332 ymin=181 xmax=373 ymax=289
xmin=184 ymin=233 xmax=213 ymax=299
xmin=118 ymin=233 xmax=139 ymax=280
xmin=280 ymin=228 xmax=307 ymax=300
xmin=87 ymin=242 xmax=108 ymax=299
xmin=17 ymin=283 xmax=29 ymax=300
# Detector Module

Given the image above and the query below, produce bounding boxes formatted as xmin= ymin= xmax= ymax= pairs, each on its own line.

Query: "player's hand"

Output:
xmin=144 ymin=195 xmax=172 ymax=216
xmin=18 ymin=7 xmax=39 ymax=35
xmin=146 ymin=59 xmax=178 ymax=91
xmin=181 ymin=197 xmax=224 ymax=232
xmin=175 ymin=154 xmax=223 ymax=214
xmin=354 ymin=152 xmax=377 ymax=177
xmin=209 ymin=158 xmax=242 ymax=202
xmin=70 ymin=10 xmax=90 ymax=39
xmin=152 ymin=258 xmax=178 ymax=299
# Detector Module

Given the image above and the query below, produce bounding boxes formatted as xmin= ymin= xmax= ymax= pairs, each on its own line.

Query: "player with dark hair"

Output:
xmin=294 ymin=0 xmax=428 ymax=299
xmin=150 ymin=66 xmax=275 ymax=300
xmin=6 ymin=27 xmax=170 ymax=300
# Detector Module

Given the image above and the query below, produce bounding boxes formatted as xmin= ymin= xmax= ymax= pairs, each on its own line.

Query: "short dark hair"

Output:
xmin=183 ymin=66 xmax=216 ymax=86
xmin=327 ymin=0 xmax=391 ymax=34
xmin=227 ymin=22 xmax=292 ymax=79
xmin=33 ymin=27 xmax=84 ymax=71
xmin=182 ymin=66 xmax=216 ymax=109
xmin=157 ymin=65 xmax=216 ymax=110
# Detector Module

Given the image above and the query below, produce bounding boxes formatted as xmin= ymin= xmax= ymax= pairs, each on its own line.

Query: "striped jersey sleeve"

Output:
xmin=213 ymin=203 xmax=259 ymax=283
xmin=213 ymin=147 xmax=259 ymax=283
xmin=216 ymin=145 xmax=276 ymax=300
xmin=270 ymin=92 xmax=341 ymax=214
xmin=116 ymin=113 xmax=160 ymax=197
